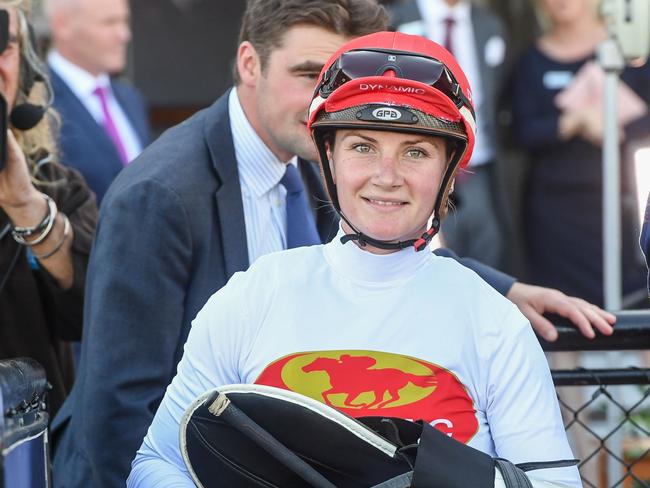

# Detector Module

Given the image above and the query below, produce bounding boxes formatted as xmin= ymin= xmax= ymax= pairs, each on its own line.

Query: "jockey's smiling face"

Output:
xmin=327 ymin=129 xmax=447 ymax=253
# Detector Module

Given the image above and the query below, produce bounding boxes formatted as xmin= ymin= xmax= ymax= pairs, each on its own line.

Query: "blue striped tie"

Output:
xmin=280 ymin=164 xmax=321 ymax=248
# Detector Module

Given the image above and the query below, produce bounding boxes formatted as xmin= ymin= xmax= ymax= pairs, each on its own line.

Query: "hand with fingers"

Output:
xmin=0 ymin=129 xmax=75 ymax=289
xmin=0 ymin=129 xmax=44 ymax=213
xmin=506 ymin=282 xmax=616 ymax=342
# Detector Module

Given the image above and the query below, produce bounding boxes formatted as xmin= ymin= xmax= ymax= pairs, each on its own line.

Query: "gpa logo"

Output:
xmin=255 ymin=350 xmax=479 ymax=443
xmin=372 ymin=107 xmax=402 ymax=121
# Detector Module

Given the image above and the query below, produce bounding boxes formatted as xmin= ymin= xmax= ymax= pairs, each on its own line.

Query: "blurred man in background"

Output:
xmin=389 ymin=0 xmax=510 ymax=270
xmin=45 ymin=0 xmax=150 ymax=204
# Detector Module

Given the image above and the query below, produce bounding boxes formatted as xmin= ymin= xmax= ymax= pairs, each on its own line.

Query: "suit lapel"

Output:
xmin=49 ymin=67 xmax=124 ymax=166
xmin=470 ymin=6 xmax=495 ymax=102
xmin=299 ymin=158 xmax=339 ymax=243
xmin=203 ymin=91 xmax=249 ymax=277
xmin=392 ymin=0 xmax=427 ymax=34
xmin=112 ymin=80 xmax=149 ymax=146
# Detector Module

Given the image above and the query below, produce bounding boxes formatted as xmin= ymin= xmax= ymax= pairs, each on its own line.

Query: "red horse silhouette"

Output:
xmin=301 ymin=354 xmax=437 ymax=409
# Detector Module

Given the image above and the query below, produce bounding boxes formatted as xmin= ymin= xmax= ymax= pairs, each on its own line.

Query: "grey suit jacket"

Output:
xmin=51 ymin=89 xmax=337 ymax=488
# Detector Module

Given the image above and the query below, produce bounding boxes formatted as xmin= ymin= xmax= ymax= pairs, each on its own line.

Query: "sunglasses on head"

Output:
xmin=317 ymin=48 xmax=474 ymax=118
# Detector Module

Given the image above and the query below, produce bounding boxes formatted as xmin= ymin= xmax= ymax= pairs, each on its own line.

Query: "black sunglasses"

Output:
xmin=317 ymin=48 xmax=474 ymax=119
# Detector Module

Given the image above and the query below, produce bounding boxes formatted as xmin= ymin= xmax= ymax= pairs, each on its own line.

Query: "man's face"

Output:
xmin=252 ymin=25 xmax=350 ymax=162
xmin=0 ymin=7 xmax=21 ymax=109
xmin=54 ymin=0 xmax=131 ymax=76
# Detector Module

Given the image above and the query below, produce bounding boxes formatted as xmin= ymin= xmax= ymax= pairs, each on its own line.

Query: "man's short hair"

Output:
xmin=233 ymin=0 xmax=388 ymax=84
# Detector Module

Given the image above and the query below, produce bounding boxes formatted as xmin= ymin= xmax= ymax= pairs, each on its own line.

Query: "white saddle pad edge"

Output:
xmin=179 ymin=383 xmax=399 ymax=485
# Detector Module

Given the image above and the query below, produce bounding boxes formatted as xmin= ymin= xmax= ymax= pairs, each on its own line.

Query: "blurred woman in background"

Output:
xmin=511 ymin=0 xmax=650 ymax=308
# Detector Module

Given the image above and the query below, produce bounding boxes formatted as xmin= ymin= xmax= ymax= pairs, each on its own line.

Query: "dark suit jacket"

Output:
xmin=50 ymin=90 xmax=338 ymax=488
xmin=50 ymin=66 xmax=151 ymax=205
xmin=389 ymin=1 xmax=508 ymax=147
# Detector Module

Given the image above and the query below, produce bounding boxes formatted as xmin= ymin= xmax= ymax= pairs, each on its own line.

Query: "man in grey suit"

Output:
xmin=50 ymin=1 xmax=383 ymax=486
xmin=390 ymin=0 xmax=510 ymax=269
xmin=52 ymin=1 xmax=614 ymax=486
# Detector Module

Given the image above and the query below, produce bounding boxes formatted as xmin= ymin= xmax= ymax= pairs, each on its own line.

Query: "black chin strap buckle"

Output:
xmin=340 ymin=233 xmax=365 ymax=246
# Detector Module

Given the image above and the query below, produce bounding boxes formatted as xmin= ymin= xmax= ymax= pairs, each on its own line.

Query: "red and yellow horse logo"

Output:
xmin=255 ymin=350 xmax=479 ymax=443
xmin=301 ymin=354 xmax=437 ymax=409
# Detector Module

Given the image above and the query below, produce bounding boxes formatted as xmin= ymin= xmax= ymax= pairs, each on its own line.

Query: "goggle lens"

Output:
xmin=318 ymin=48 xmax=471 ymax=118
xmin=339 ymin=50 xmax=446 ymax=86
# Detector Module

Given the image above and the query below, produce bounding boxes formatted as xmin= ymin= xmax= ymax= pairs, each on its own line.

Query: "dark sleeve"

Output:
xmin=511 ymin=50 xmax=562 ymax=151
xmin=433 ymin=247 xmax=516 ymax=296
xmin=623 ymin=61 xmax=650 ymax=143
xmin=37 ymin=163 xmax=97 ymax=341
xmin=80 ymin=177 xmax=193 ymax=487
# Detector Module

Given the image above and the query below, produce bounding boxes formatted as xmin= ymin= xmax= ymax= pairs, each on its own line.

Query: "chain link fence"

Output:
xmin=554 ymin=369 xmax=650 ymax=487
xmin=542 ymin=311 xmax=650 ymax=488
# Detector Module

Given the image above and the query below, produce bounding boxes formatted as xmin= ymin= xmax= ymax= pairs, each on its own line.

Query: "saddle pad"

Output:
xmin=180 ymin=384 xmax=412 ymax=487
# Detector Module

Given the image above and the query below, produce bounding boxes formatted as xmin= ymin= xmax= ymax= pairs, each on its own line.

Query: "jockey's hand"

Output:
xmin=506 ymin=282 xmax=616 ymax=342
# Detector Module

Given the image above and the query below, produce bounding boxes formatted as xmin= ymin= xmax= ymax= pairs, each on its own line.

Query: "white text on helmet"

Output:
xmin=359 ymin=83 xmax=426 ymax=95
xmin=371 ymin=107 xmax=402 ymax=121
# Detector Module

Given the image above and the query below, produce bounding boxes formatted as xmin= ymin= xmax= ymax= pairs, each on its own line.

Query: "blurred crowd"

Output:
xmin=0 ymin=0 xmax=648 ymax=486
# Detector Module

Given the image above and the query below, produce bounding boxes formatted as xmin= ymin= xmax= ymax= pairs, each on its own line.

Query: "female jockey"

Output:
xmin=128 ymin=32 xmax=581 ymax=487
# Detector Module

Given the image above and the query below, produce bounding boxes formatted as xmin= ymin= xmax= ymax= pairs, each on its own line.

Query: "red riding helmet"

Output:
xmin=308 ymin=31 xmax=476 ymax=251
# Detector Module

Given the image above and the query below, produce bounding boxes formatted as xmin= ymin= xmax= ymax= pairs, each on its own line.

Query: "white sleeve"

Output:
xmin=494 ymin=470 xmax=580 ymax=488
xmin=127 ymin=271 xmax=252 ymax=487
xmin=484 ymin=307 xmax=582 ymax=488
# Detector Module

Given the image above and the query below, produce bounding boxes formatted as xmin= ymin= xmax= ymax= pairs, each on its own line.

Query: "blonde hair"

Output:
xmin=3 ymin=0 xmax=61 ymax=177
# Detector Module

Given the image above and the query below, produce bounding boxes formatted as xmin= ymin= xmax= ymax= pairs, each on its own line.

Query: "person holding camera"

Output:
xmin=0 ymin=0 xmax=97 ymax=417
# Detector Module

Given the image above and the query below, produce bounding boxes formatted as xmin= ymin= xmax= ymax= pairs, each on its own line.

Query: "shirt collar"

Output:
xmin=229 ymin=88 xmax=294 ymax=198
xmin=48 ymin=50 xmax=111 ymax=98
xmin=323 ymin=226 xmax=435 ymax=285
xmin=425 ymin=0 xmax=471 ymax=24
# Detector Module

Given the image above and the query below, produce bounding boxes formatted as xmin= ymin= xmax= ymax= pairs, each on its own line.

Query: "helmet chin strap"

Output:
xmin=339 ymin=210 xmax=441 ymax=252
xmin=337 ymin=149 xmax=460 ymax=253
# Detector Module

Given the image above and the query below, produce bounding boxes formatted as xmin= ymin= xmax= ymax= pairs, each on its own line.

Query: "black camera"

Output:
xmin=0 ymin=9 xmax=8 ymax=171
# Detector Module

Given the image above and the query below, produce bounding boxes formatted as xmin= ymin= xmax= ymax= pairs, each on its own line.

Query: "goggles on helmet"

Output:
xmin=316 ymin=48 xmax=475 ymax=120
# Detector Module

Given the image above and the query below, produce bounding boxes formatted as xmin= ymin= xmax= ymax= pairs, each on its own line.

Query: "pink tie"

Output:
xmin=93 ymin=85 xmax=129 ymax=165
xmin=443 ymin=17 xmax=456 ymax=55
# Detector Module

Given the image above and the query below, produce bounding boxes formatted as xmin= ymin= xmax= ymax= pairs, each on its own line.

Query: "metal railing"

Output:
xmin=540 ymin=311 xmax=650 ymax=488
